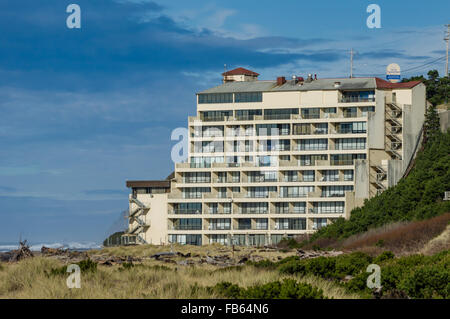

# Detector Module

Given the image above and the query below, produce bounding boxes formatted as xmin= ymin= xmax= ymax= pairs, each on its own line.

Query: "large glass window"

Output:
xmin=172 ymin=218 xmax=202 ymax=230
xmin=321 ymin=185 xmax=353 ymax=197
xmin=169 ymin=234 xmax=202 ymax=245
xmin=298 ymin=139 xmax=328 ymax=151
xmin=235 ymin=92 xmax=262 ymax=103
xmin=255 ymin=218 xmax=268 ymax=230
xmin=172 ymin=203 xmax=202 ymax=214
xmin=235 ymin=109 xmax=262 ymax=120
xmin=198 ymin=93 xmax=233 ymax=104
xmin=248 ymin=186 xmax=277 ymax=198
xmin=209 ymin=234 xmax=229 ymax=245
xmin=256 ymin=124 xmax=290 ymax=136
xmin=238 ymin=218 xmax=252 ymax=230
xmin=280 ymin=186 xmax=314 ymax=198
xmin=301 ymin=108 xmax=320 ymax=119
xmin=293 ymin=123 xmax=311 ymax=135
xmin=240 ymin=202 xmax=268 ymax=214
xmin=200 ymin=110 xmax=232 ymax=121
xmin=183 ymin=172 xmax=211 ymax=183
xmin=182 ymin=187 xmax=210 ymax=199
xmin=275 ymin=218 xmax=306 ymax=230
xmin=335 ymin=138 xmax=366 ymax=150
xmin=209 ymin=218 xmax=231 ymax=230
xmin=313 ymin=202 xmax=345 ymax=214
xmin=248 ymin=234 xmax=266 ymax=246
xmin=331 ymin=154 xmax=366 ymax=165
xmin=337 ymin=122 xmax=367 ymax=134
xmin=264 ymin=108 xmax=298 ymax=120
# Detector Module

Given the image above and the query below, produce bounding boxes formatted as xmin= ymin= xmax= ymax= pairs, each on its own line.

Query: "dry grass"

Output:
xmin=340 ymin=213 xmax=450 ymax=256
xmin=0 ymin=246 xmax=358 ymax=299
xmin=419 ymin=223 xmax=450 ymax=255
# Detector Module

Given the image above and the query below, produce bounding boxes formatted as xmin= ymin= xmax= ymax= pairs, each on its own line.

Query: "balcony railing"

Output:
xmin=340 ymin=96 xmax=375 ymax=103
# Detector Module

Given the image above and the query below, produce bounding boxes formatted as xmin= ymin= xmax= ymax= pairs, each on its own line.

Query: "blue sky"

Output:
xmin=0 ymin=0 xmax=449 ymax=244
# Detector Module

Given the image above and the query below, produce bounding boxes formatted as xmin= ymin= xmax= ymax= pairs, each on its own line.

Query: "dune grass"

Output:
xmin=0 ymin=246 xmax=358 ymax=299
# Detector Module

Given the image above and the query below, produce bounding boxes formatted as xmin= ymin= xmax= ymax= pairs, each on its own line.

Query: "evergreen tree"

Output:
xmin=423 ymin=104 xmax=441 ymax=145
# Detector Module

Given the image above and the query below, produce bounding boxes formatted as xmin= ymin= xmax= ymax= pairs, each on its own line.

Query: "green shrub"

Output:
xmin=399 ymin=265 xmax=450 ymax=299
xmin=213 ymin=279 xmax=326 ymax=299
xmin=48 ymin=258 xmax=97 ymax=276
xmin=373 ymin=251 xmax=395 ymax=264
xmin=304 ymin=257 xmax=336 ymax=279
xmin=334 ymin=252 xmax=372 ymax=278
xmin=278 ymin=260 xmax=306 ymax=275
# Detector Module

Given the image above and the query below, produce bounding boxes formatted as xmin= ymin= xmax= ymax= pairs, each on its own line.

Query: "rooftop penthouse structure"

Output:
xmin=122 ymin=67 xmax=426 ymax=246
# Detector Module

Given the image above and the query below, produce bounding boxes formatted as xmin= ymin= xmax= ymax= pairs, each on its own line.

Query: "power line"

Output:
xmin=445 ymin=24 xmax=449 ymax=77
xmin=354 ymin=56 xmax=446 ymax=77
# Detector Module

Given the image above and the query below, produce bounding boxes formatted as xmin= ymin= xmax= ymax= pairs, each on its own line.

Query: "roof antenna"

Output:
xmin=224 ymin=64 xmax=227 ymax=73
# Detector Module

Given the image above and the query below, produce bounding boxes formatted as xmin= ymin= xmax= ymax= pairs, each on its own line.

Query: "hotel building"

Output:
xmin=122 ymin=67 xmax=426 ymax=246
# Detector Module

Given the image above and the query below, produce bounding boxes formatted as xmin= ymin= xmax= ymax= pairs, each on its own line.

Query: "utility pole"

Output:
xmin=350 ymin=48 xmax=354 ymax=78
xmin=445 ymin=24 xmax=449 ymax=77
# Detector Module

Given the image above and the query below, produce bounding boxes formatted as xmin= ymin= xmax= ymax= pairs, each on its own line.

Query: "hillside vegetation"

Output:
xmin=306 ymin=129 xmax=450 ymax=247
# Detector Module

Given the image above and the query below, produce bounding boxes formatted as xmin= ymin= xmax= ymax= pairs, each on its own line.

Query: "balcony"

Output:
xmin=340 ymin=96 xmax=375 ymax=103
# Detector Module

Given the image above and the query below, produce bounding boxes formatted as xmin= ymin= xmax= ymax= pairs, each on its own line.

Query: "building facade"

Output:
xmin=123 ymin=68 xmax=426 ymax=246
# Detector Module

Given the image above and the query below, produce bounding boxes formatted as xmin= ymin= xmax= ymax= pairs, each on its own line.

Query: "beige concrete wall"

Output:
xmin=133 ymin=194 xmax=169 ymax=245
xmin=439 ymin=110 xmax=450 ymax=132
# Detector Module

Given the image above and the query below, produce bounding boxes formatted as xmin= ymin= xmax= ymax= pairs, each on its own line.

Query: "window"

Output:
xmin=173 ymin=203 xmax=202 ymax=214
xmin=275 ymin=218 xmax=306 ymax=230
xmin=255 ymin=218 xmax=268 ymax=230
xmin=183 ymin=172 xmax=211 ymax=183
xmin=275 ymin=202 xmax=289 ymax=213
xmin=209 ymin=218 xmax=231 ymax=230
xmin=256 ymin=124 xmax=290 ymax=136
xmin=223 ymin=203 xmax=231 ymax=214
xmin=169 ymin=234 xmax=202 ymax=246
xmin=190 ymin=156 xmax=224 ymax=168
xmin=294 ymin=123 xmax=311 ymax=135
xmin=198 ymin=93 xmax=233 ymax=104
xmin=280 ymin=186 xmax=314 ymax=198
xmin=264 ymin=108 xmax=298 ymax=120
xmin=299 ymin=155 xmax=327 ymax=166
xmin=321 ymin=170 xmax=339 ymax=182
xmin=201 ymin=126 xmax=224 ymax=137
xmin=240 ymin=202 xmax=268 ymax=214
xmin=248 ymin=234 xmax=266 ymax=246
xmin=302 ymin=170 xmax=315 ymax=182
xmin=301 ymin=108 xmax=320 ymax=119
xmin=182 ymin=187 xmax=210 ymax=199
xmin=314 ymin=123 xmax=328 ymax=134
xmin=209 ymin=234 xmax=229 ymax=245
xmin=248 ymin=186 xmax=277 ymax=198
xmin=172 ymin=218 xmax=202 ymax=230
xmin=235 ymin=109 xmax=262 ymax=120
xmin=209 ymin=203 xmax=218 ymax=214
xmin=335 ymin=138 xmax=366 ymax=150
xmin=200 ymin=110 xmax=232 ymax=121
xmin=313 ymin=202 xmax=345 ymax=214
xmin=338 ymin=122 xmax=367 ymax=134
xmin=235 ymin=92 xmax=262 ymax=103
xmin=343 ymin=170 xmax=354 ymax=181
xmin=233 ymin=234 xmax=246 ymax=246
xmin=361 ymin=106 xmax=375 ymax=117
xmin=313 ymin=218 xmax=328 ymax=230
xmin=331 ymin=154 xmax=366 ymax=165
xmin=298 ymin=139 xmax=328 ymax=151
xmin=293 ymin=202 xmax=306 ymax=213
xmin=321 ymin=186 xmax=353 ymax=197
xmin=284 ymin=171 xmax=298 ymax=182
xmin=238 ymin=218 xmax=251 ymax=230
xmin=248 ymin=171 xmax=278 ymax=182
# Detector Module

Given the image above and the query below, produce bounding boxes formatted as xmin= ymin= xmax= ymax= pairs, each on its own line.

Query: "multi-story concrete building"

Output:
xmin=122 ymin=67 xmax=426 ymax=246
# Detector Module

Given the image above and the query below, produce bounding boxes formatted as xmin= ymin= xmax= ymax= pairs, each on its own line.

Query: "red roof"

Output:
xmin=222 ymin=67 xmax=259 ymax=77
xmin=375 ymin=77 xmax=422 ymax=89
